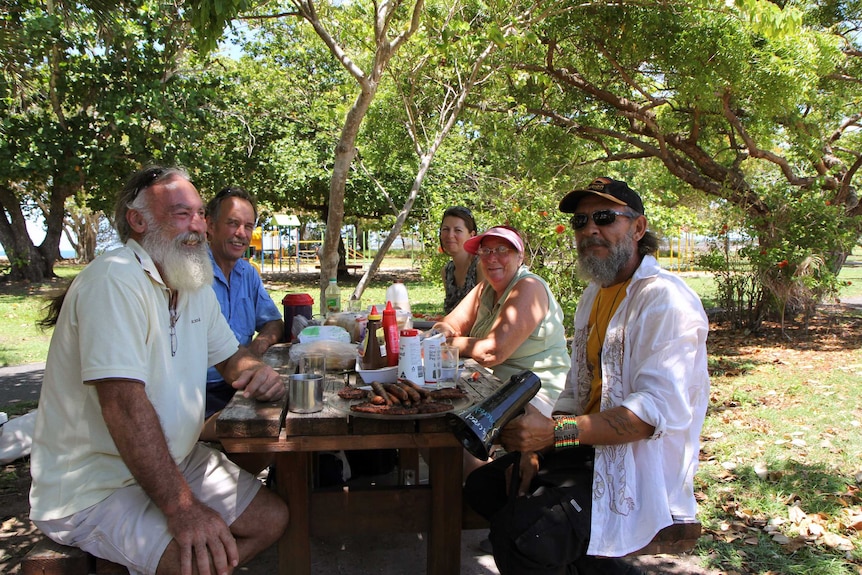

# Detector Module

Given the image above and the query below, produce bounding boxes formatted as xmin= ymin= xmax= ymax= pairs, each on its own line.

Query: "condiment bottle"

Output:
xmin=361 ymin=306 xmax=385 ymax=370
xmin=324 ymin=278 xmax=342 ymax=315
xmin=382 ymin=301 xmax=399 ymax=367
xmin=398 ymin=328 xmax=424 ymax=385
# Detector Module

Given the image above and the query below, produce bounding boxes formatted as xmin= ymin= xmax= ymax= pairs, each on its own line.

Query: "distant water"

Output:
xmin=0 ymin=249 xmax=78 ymax=259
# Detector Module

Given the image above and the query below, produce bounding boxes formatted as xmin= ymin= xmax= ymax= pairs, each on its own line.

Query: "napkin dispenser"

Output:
xmin=445 ymin=370 xmax=541 ymax=461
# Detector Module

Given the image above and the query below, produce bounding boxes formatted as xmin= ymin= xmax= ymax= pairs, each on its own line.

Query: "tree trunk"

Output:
xmin=0 ymin=186 xmax=53 ymax=281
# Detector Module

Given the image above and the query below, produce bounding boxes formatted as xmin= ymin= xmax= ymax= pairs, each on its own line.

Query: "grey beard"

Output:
xmin=141 ymin=227 xmax=212 ymax=292
xmin=577 ymin=231 xmax=635 ymax=286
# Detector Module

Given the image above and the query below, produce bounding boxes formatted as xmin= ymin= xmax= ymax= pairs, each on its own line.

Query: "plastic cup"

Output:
xmin=440 ymin=344 xmax=459 ymax=386
xmin=300 ymin=353 xmax=329 ymax=393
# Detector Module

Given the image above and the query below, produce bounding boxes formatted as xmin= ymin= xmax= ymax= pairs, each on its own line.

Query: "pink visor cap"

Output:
xmin=463 ymin=226 xmax=525 ymax=255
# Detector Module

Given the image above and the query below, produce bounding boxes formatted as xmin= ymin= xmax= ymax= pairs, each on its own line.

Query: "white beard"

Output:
xmin=141 ymin=225 xmax=212 ymax=292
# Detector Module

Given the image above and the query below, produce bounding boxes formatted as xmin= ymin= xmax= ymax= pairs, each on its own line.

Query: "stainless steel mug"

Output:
xmin=288 ymin=373 xmax=324 ymax=413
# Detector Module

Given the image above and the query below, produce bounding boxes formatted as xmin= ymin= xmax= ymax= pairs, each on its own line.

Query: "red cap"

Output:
xmin=282 ymin=293 xmax=314 ymax=306
xmin=463 ymin=225 xmax=525 ymax=255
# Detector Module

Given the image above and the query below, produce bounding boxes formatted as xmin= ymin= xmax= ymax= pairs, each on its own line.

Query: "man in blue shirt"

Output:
xmin=201 ymin=187 xmax=284 ymax=444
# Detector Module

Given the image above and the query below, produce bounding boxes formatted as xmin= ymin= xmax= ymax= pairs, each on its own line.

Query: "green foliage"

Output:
xmin=698 ymin=180 xmax=859 ymax=331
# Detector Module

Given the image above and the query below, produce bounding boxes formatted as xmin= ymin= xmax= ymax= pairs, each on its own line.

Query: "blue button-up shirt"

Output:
xmin=206 ymin=251 xmax=282 ymax=416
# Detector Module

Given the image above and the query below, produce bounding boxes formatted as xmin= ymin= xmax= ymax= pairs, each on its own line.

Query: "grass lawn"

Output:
xmin=1 ymin=254 xmax=861 ymax=573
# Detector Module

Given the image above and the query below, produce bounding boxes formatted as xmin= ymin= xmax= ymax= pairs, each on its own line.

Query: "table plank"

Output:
xmin=217 ymin=395 xmax=282 ymax=438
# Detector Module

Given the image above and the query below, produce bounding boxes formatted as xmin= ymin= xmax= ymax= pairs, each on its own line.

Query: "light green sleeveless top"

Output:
xmin=469 ymin=265 xmax=571 ymax=415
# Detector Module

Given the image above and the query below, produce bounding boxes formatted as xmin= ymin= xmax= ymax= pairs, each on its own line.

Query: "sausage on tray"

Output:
xmin=399 ymin=379 xmax=431 ymax=400
xmin=370 ymin=381 xmax=394 ymax=406
xmin=396 ymin=381 xmax=422 ymax=404
xmin=383 ymin=383 xmax=411 ymax=405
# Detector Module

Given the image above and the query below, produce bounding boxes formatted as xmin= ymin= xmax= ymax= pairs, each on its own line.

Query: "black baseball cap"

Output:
xmin=559 ymin=177 xmax=645 ymax=215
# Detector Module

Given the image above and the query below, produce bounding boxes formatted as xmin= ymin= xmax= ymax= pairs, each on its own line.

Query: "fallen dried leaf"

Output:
xmin=820 ymin=532 xmax=854 ymax=551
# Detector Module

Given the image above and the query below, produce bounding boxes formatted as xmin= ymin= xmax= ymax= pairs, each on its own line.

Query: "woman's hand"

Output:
xmin=431 ymin=321 xmax=456 ymax=338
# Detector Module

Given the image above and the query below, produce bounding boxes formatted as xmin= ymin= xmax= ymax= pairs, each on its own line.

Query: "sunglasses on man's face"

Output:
xmin=570 ymin=210 xmax=637 ymax=231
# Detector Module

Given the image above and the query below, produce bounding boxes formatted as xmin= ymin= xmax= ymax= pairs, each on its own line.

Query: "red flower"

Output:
xmin=778 ymin=259 xmax=789 ymax=268
xmin=555 ymin=224 xmax=566 ymax=234
xmin=825 ymin=200 xmax=832 ymax=206
xmin=540 ymin=211 xmax=549 ymax=217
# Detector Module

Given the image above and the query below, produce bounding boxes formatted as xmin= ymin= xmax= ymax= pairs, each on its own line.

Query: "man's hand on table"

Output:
xmin=165 ymin=497 xmax=239 ymax=575
xmin=233 ymin=363 xmax=284 ymax=402
xmin=217 ymin=347 xmax=285 ymax=403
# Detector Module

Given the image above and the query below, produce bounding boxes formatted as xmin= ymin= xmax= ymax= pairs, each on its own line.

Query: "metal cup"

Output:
xmin=288 ymin=373 xmax=324 ymax=413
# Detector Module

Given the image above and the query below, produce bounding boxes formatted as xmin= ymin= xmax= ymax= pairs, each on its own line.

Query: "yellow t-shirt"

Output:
xmin=584 ymin=278 xmax=631 ymax=414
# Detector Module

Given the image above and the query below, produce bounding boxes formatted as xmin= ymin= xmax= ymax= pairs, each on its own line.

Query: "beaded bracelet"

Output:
xmin=553 ymin=415 xmax=580 ymax=449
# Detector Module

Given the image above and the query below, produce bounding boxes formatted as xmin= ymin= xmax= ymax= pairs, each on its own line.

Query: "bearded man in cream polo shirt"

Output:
xmin=29 ymin=166 xmax=289 ymax=575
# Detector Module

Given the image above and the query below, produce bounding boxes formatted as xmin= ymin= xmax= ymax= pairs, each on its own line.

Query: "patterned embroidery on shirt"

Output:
xmin=573 ymin=325 xmax=592 ymax=413
xmin=594 ymin=320 xmax=636 ymax=516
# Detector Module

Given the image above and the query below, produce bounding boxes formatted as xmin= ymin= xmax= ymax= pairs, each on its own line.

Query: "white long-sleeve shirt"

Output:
xmin=555 ymin=255 xmax=710 ymax=557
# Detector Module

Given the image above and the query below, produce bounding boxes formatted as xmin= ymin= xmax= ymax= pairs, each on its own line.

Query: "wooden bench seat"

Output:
xmin=21 ymin=538 xmax=129 ymax=575
xmin=462 ymin=500 xmax=701 ymax=556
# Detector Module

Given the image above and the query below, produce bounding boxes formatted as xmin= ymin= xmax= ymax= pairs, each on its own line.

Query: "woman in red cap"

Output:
xmin=432 ymin=225 xmax=570 ymax=419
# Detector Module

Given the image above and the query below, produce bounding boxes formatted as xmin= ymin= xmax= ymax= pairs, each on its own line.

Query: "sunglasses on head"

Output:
xmin=570 ymin=209 xmax=637 ymax=230
xmin=132 ymin=167 xmax=165 ymax=200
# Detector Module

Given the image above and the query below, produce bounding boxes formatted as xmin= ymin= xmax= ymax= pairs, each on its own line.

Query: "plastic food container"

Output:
xmin=356 ymin=365 xmax=398 ymax=385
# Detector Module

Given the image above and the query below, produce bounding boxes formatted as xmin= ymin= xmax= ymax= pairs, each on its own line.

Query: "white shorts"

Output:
xmin=33 ymin=443 xmax=261 ymax=575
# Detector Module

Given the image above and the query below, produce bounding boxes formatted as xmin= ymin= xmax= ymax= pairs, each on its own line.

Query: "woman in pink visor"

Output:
xmin=432 ymin=225 xmax=570 ymax=420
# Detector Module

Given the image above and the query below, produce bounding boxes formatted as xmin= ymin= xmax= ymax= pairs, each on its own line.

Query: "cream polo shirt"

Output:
xmin=29 ymin=240 xmax=239 ymax=521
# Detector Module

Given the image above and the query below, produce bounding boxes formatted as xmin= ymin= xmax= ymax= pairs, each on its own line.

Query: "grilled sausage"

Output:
xmin=370 ymin=381 xmax=393 ymax=406
xmin=383 ymin=383 xmax=411 ymax=405
xmin=396 ymin=381 xmax=422 ymax=404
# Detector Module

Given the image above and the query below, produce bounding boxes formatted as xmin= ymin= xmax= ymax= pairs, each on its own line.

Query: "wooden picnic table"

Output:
xmin=216 ymin=344 xmax=497 ymax=575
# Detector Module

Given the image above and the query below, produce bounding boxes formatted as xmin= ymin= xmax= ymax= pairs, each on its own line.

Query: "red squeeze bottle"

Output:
xmin=382 ymin=301 xmax=400 ymax=367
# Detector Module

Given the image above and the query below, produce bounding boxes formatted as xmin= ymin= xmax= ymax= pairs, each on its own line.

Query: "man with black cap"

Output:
xmin=464 ymin=177 xmax=710 ymax=574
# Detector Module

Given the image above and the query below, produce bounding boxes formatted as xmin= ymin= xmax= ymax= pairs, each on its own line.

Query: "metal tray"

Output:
xmin=328 ymin=393 xmax=473 ymax=420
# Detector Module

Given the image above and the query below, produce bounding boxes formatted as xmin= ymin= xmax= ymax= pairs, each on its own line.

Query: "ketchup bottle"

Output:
xmin=382 ymin=301 xmax=399 ymax=366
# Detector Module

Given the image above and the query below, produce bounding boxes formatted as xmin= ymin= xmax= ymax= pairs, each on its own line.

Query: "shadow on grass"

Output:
xmin=699 ymin=460 xmax=861 ymax=574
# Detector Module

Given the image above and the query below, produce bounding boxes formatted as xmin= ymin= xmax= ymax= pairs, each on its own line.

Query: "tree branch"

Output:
xmin=292 ymin=0 xmax=368 ymax=84
xmin=720 ymin=90 xmax=816 ymax=188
